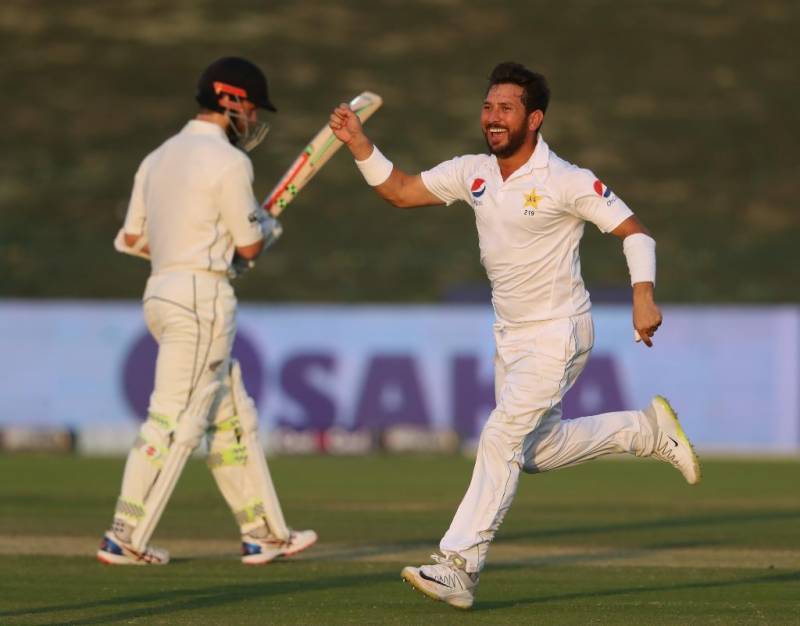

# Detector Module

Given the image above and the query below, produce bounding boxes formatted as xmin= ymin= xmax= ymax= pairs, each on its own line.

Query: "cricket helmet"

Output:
xmin=196 ymin=56 xmax=277 ymax=113
xmin=196 ymin=56 xmax=275 ymax=151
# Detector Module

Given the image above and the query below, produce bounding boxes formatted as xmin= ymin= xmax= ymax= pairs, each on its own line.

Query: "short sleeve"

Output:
xmin=420 ymin=156 xmax=474 ymax=206
xmin=217 ymin=155 xmax=264 ymax=247
xmin=564 ymin=167 xmax=633 ymax=234
xmin=123 ymin=156 xmax=150 ymax=235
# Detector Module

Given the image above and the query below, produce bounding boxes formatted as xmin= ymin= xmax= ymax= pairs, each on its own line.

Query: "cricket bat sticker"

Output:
xmin=263 ymin=91 xmax=383 ymax=216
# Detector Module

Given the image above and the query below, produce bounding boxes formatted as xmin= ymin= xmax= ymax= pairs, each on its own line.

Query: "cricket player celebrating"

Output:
xmin=99 ymin=57 xmax=316 ymax=565
xmin=330 ymin=61 xmax=700 ymax=608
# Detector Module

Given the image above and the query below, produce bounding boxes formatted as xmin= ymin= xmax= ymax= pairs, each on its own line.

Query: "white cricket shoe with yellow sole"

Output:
xmin=241 ymin=529 xmax=318 ymax=565
xmin=401 ymin=553 xmax=478 ymax=609
xmin=96 ymin=532 xmax=169 ymax=565
xmin=645 ymin=395 xmax=701 ymax=485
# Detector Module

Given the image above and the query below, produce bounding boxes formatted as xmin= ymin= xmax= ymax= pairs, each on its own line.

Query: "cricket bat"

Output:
xmin=262 ymin=91 xmax=383 ymax=216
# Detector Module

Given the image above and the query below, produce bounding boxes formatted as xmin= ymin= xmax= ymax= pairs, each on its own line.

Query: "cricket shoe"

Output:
xmin=401 ymin=552 xmax=478 ymax=609
xmin=241 ymin=529 xmax=318 ymax=565
xmin=645 ymin=395 xmax=701 ymax=485
xmin=96 ymin=532 xmax=169 ymax=565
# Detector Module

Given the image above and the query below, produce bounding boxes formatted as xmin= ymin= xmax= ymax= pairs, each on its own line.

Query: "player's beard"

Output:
xmin=484 ymin=122 xmax=527 ymax=159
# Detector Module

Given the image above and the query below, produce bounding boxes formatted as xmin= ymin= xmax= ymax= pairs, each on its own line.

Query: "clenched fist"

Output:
xmin=329 ymin=104 xmax=374 ymax=159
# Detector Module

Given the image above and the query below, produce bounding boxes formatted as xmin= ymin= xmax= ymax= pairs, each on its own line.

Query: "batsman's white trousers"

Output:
xmin=117 ymin=271 xmax=270 ymax=537
xmin=143 ymin=271 xmax=236 ymax=421
xmin=439 ymin=312 xmax=657 ymax=573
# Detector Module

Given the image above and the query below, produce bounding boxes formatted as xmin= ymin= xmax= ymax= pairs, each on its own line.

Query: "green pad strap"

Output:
xmin=115 ymin=497 xmax=145 ymax=521
xmin=206 ymin=443 xmax=248 ymax=469
xmin=147 ymin=412 xmax=175 ymax=431
xmin=234 ymin=500 xmax=266 ymax=525
xmin=207 ymin=415 xmax=242 ymax=435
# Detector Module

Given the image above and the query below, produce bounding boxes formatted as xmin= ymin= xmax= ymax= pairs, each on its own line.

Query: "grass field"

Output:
xmin=0 ymin=454 xmax=798 ymax=624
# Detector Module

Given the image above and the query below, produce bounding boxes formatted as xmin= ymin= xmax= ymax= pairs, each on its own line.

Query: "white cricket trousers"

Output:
xmin=143 ymin=271 xmax=236 ymax=421
xmin=439 ymin=312 xmax=657 ymax=573
xmin=116 ymin=271 xmax=265 ymax=537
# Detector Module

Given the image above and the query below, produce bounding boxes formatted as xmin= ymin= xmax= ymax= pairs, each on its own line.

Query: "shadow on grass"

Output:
xmin=0 ymin=572 xmax=396 ymax=624
xmin=5 ymin=566 xmax=798 ymax=623
xmin=475 ymin=568 xmax=800 ymax=612
xmin=4 ymin=510 xmax=798 ymax=622
xmin=500 ymin=508 xmax=800 ymax=543
xmin=317 ymin=508 xmax=800 ymax=561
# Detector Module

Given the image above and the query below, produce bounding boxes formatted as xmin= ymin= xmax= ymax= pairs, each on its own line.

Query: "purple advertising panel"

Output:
xmin=0 ymin=301 xmax=797 ymax=453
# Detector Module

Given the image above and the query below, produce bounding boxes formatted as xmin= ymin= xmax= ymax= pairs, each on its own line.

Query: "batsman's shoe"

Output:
xmin=96 ymin=532 xmax=169 ymax=565
xmin=241 ymin=529 xmax=318 ymax=565
xmin=645 ymin=395 xmax=701 ymax=485
xmin=401 ymin=553 xmax=478 ymax=610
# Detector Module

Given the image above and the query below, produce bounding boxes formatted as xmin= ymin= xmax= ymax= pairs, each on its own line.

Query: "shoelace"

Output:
xmin=657 ymin=434 xmax=682 ymax=464
xmin=119 ymin=541 xmax=163 ymax=562
xmin=427 ymin=553 xmax=476 ymax=589
xmin=431 ymin=553 xmax=459 ymax=567
xmin=246 ymin=531 xmax=295 ymax=546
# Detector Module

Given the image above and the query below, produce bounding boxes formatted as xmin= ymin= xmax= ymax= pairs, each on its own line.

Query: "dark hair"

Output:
xmin=487 ymin=62 xmax=550 ymax=116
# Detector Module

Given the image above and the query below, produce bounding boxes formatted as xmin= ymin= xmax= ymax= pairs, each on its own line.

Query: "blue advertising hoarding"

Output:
xmin=0 ymin=301 xmax=797 ymax=453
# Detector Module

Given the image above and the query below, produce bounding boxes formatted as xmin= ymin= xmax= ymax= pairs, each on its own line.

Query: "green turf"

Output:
xmin=0 ymin=455 xmax=798 ymax=624
xmin=0 ymin=1 xmax=798 ymax=302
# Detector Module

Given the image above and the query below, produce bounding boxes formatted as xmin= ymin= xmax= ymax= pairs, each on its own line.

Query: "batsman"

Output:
xmin=99 ymin=57 xmax=316 ymax=565
xmin=330 ymin=61 xmax=701 ymax=609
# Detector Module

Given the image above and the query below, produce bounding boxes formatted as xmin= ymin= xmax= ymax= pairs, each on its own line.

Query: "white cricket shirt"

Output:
xmin=123 ymin=120 xmax=263 ymax=275
xmin=421 ymin=136 xmax=633 ymax=325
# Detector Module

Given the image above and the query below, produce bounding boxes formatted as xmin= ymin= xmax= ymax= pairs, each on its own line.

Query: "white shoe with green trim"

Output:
xmin=401 ymin=553 xmax=478 ymax=609
xmin=645 ymin=395 xmax=702 ymax=485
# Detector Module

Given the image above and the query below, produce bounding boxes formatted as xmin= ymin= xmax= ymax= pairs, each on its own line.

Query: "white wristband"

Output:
xmin=355 ymin=145 xmax=393 ymax=186
xmin=623 ymin=233 xmax=656 ymax=285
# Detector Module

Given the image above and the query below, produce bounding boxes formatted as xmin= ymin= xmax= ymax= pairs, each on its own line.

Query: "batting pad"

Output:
xmin=207 ymin=360 xmax=290 ymax=540
xmin=130 ymin=380 xmax=220 ymax=552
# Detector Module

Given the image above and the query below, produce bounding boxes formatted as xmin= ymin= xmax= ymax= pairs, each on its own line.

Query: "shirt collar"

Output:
xmin=183 ymin=119 xmax=228 ymax=140
xmin=489 ymin=133 xmax=550 ymax=180
xmin=530 ymin=134 xmax=550 ymax=169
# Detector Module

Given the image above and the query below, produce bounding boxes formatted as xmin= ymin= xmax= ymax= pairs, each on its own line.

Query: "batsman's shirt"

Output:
xmin=123 ymin=120 xmax=263 ymax=275
xmin=421 ymin=136 xmax=633 ymax=325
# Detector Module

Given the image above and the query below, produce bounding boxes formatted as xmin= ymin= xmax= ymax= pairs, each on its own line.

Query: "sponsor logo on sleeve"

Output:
xmin=593 ymin=180 xmax=612 ymax=198
xmin=593 ymin=179 xmax=617 ymax=206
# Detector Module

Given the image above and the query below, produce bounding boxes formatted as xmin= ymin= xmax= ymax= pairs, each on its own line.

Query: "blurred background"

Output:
xmin=0 ymin=0 xmax=797 ymax=455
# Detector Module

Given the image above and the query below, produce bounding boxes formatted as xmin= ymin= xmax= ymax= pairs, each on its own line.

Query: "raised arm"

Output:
xmin=329 ymin=103 xmax=443 ymax=209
